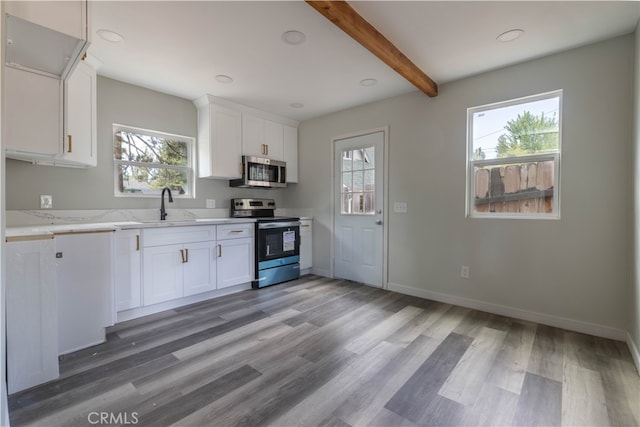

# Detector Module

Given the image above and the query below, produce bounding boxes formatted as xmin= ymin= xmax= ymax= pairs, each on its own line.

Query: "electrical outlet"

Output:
xmin=206 ymin=199 xmax=216 ymax=209
xmin=394 ymin=202 xmax=408 ymax=213
xmin=40 ymin=195 xmax=53 ymax=209
xmin=461 ymin=265 xmax=470 ymax=279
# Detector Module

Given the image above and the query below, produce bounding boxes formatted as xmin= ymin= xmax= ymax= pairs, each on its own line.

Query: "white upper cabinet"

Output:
xmin=263 ymin=120 xmax=284 ymax=161
xmin=5 ymin=59 xmax=97 ymax=167
xmin=5 ymin=66 xmax=62 ymax=159
xmin=242 ymin=113 xmax=266 ymax=158
xmin=194 ymin=95 xmax=243 ymax=179
xmin=4 ymin=1 xmax=90 ymax=80
xmin=194 ymin=94 xmax=299 ymax=181
xmin=242 ymin=114 xmax=285 ymax=161
xmin=61 ymin=59 xmax=97 ymax=166
xmin=4 ymin=0 xmax=90 ymax=42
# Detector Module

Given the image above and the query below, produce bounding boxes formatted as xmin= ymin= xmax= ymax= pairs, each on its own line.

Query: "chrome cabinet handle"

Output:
xmin=375 ymin=219 xmax=383 ymax=225
xmin=217 ymin=244 xmax=222 ymax=258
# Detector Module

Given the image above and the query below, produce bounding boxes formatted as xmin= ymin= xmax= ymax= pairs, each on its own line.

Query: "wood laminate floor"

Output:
xmin=9 ymin=275 xmax=640 ymax=427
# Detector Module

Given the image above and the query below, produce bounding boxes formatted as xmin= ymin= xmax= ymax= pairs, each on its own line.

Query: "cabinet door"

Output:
xmin=197 ymin=103 xmax=242 ymax=179
xmin=56 ymin=232 xmax=114 ymax=355
xmin=300 ymin=220 xmax=313 ymax=270
xmin=4 ymin=0 xmax=89 ymax=41
xmin=183 ymin=241 xmax=216 ymax=297
xmin=143 ymin=243 xmax=184 ymax=305
xmin=264 ymin=120 xmax=284 ymax=161
xmin=6 ymin=238 xmax=59 ymax=394
xmin=62 ymin=60 xmax=97 ymax=166
xmin=242 ymin=114 xmax=265 ymax=157
xmin=217 ymin=237 xmax=254 ymax=289
xmin=115 ymin=230 xmax=141 ymax=311
xmin=283 ymin=125 xmax=298 ymax=183
xmin=5 ymin=66 xmax=62 ymax=158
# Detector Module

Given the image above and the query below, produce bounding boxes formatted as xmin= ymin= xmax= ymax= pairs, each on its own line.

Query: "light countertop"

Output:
xmin=6 ymin=218 xmax=257 ymax=238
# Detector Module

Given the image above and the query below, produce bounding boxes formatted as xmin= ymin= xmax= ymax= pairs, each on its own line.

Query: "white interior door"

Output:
xmin=334 ymin=130 xmax=385 ymax=287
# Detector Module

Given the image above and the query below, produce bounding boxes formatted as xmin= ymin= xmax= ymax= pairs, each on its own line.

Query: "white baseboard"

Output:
xmin=116 ymin=283 xmax=251 ymax=323
xmin=310 ymin=267 xmax=332 ymax=278
xmin=388 ymin=282 xmax=627 ymax=341
xmin=627 ymin=332 xmax=640 ymax=375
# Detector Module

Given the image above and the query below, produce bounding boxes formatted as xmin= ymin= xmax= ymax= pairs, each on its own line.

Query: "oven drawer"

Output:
xmin=217 ymin=223 xmax=254 ymax=240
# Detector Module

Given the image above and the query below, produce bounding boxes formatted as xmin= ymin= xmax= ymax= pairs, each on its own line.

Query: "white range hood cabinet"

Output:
xmin=5 ymin=14 xmax=88 ymax=79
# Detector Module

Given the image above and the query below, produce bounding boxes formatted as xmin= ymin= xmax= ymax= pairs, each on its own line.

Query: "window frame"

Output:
xmin=113 ymin=124 xmax=196 ymax=198
xmin=466 ymin=90 xmax=563 ymax=220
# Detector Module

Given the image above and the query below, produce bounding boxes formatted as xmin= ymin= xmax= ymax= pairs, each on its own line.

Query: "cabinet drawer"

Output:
xmin=143 ymin=226 xmax=216 ymax=247
xmin=217 ymin=223 xmax=254 ymax=240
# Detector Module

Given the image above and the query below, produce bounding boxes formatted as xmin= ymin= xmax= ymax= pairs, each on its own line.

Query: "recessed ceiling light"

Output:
xmin=96 ymin=29 xmax=124 ymax=43
xmin=496 ymin=29 xmax=524 ymax=43
xmin=215 ymin=74 xmax=234 ymax=84
xmin=290 ymin=102 xmax=304 ymax=109
xmin=282 ymin=30 xmax=306 ymax=45
xmin=360 ymin=78 xmax=378 ymax=87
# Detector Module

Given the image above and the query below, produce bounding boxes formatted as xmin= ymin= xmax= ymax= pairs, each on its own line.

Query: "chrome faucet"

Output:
xmin=160 ymin=187 xmax=173 ymax=220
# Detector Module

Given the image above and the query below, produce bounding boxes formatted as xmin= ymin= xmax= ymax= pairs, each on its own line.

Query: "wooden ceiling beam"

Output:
xmin=306 ymin=0 xmax=438 ymax=97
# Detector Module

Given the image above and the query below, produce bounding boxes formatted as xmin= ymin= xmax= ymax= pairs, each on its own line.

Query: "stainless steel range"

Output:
xmin=230 ymin=198 xmax=300 ymax=288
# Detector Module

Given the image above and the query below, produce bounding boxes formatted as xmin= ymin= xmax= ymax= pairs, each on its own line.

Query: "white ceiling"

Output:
xmin=89 ymin=1 xmax=640 ymax=121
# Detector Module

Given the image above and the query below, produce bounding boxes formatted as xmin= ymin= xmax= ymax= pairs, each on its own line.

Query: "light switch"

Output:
xmin=206 ymin=199 xmax=216 ymax=209
xmin=394 ymin=202 xmax=408 ymax=213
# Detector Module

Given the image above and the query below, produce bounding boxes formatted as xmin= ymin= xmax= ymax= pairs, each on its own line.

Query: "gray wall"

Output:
xmin=632 ymin=19 xmax=640 ymax=362
xmin=6 ymin=76 xmax=284 ymax=210
xmin=286 ymin=34 xmax=635 ymax=335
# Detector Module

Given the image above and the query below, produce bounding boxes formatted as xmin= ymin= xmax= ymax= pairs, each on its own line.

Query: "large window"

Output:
xmin=467 ymin=90 xmax=562 ymax=219
xmin=114 ymin=125 xmax=194 ymax=197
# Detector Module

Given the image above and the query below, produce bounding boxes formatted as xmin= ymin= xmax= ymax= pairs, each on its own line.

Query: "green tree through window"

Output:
xmin=496 ymin=111 xmax=558 ymax=157
xmin=114 ymin=126 xmax=193 ymax=196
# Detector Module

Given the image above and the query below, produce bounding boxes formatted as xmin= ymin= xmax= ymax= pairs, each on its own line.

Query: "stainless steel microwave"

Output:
xmin=229 ymin=155 xmax=287 ymax=188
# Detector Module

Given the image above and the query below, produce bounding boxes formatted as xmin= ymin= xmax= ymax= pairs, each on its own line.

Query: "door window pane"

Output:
xmin=352 ymin=170 xmax=364 ymax=192
xmin=340 ymin=145 xmax=375 ymax=215
xmin=363 ymin=147 xmax=375 ymax=169
xmin=342 ymin=150 xmax=353 ymax=172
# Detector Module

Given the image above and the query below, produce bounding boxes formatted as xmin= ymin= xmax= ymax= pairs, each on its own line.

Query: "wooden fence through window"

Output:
xmin=474 ymin=160 xmax=554 ymax=214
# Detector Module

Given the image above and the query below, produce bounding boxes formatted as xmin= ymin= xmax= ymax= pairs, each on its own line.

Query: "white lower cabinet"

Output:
xmin=217 ymin=237 xmax=254 ymax=289
xmin=119 ymin=223 xmax=254 ymax=316
xmin=115 ymin=229 xmax=141 ymax=311
xmin=143 ymin=243 xmax=185 ymax=305
xmin=56 ymin=232 xmax=114 ymax=355
xmin=143 ymin=240 xmax=216 ymax=305
xmin=216 ymin=223 xmax=254 ymax=289
xmin=6 ymin=236 xmax=59 ymax=394
xmin=183 ymin=241 xmax=217 ymax=297
xmin=300 ymin=219 xmax=313 ymax=271
xmin=142 ymin=226 xmax=217 ymax=306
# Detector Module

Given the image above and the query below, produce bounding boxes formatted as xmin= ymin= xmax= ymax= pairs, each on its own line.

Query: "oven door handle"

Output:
xmin=258 ymin=221 xmax=301 ymax=229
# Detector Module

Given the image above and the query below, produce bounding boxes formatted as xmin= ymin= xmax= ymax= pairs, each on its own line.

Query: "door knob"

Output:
xmin=375 ymin=219 xmax=383 ymax=225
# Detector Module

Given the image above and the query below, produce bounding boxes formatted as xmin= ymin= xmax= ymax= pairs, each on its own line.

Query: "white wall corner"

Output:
xmin=388 ymin=282 xmax=628 ymax=342
xmin=627 ymin=331 xmax=640 ymax=375
xmin=310 ymin=268 xmax=332 ymax=279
